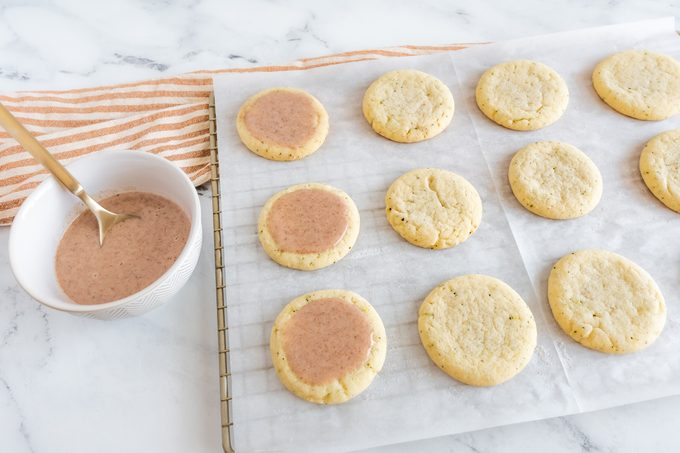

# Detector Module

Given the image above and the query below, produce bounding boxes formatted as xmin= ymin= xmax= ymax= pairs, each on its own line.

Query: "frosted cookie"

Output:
xmin=475 ymin=60 xmax=569 ymax=131
xmin=508 ymin=141 xmax=603 ymax=219
xmin=640 ymin=129 xmax=680 ymax=213
xmin=548 ymin=250 xmax=666 ymax=354
xmin=385 ymin=168 xmax=482 ymax=249
xmin=418 ymin=274 xmax=537 ymax=386
xmin=236 ymin=87 xmax=329 ymax=161
xmin=362 ymin=69 xmax=454 ymax=143
xmin=270 ymin=289 xmax=387 ymax=404
xmin=592 ymin=50 xmax=680 ymax=120
xmin=258 ymin=183 xmax=359 ymax=270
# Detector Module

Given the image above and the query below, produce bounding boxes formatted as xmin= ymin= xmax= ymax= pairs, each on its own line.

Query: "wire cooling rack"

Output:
xmin=208 ymin=93 xmax=235 ymax=453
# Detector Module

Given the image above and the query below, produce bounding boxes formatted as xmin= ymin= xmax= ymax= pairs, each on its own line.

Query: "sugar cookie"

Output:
xmin=385 ymin=168 xmax=482 ymax=249
xmin=476 ymin=60 xmax=569 ymax=131
xmin=419 ymin=274 xmax=537 ymax=386
xmin=258 ymin=183 xmax=359 ymax=270
xmin=270 ymin=289 xmax=387 ymax=404
xmin=548 ymin=250 xmax=666 ymax=354
xmin=236 ymin=87 xmax=329 ymax=161
xmin=592 ymin=50 xmax=680 ymax=120
xmin=362 ymin=69 xmax=454 ymax=143
xmin=509 ymin=141 xmax=602 ymax=219
xmin=640 ymin=129 xmax=680 ymax=213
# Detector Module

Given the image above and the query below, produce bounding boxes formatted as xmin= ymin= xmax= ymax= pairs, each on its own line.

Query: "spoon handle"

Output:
xmin=0 ymin=101 xmax=85 ymax=197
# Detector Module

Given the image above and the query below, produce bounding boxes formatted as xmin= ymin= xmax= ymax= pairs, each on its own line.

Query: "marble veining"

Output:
xmin=0 ymin=0 xmax=678 ymax=91
xmin=1 ymin=1 xmax=680 ymax=452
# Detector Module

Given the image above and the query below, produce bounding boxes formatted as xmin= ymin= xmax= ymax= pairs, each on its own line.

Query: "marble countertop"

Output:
xmin=1 ymin=1 xmax=679 ymax=452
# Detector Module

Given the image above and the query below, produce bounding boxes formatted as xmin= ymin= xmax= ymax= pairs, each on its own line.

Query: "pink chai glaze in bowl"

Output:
xmin=9 ymin=150 xmax=202 ymax=320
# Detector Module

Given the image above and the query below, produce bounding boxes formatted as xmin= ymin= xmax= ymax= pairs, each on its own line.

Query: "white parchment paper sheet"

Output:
xmin=452 ymin=17 xmax=680 ymax=412
xmin=213 ymin=18 xmax=680 ymax=452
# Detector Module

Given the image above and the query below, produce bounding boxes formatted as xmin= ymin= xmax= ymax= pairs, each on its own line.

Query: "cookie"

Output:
xmin=270 ymin=289 xmax=387 ymax=404
xmin=592 ymin=50 xmax=680 ymax=120
xmin=548 ymin=250 xmax=666 ymax=354
xmin=385 ymin=168 xmax=482 ymax=249
xmin=236 ymin=87 xmax=329 ymax=161
xmin=258 ymin=183 xmax=359 ymax=270
xmin=418 ymin=274 xmax=537 ymax=386
xmin=475 ymin=60 xmax=569 ymax=131
xmin=508 ymin=141 xmax=603 ymax=219
xmin=640 ymin=129 xmax=680 ymax=213
xmin=362 ymin=69 xmax=454 ymax=143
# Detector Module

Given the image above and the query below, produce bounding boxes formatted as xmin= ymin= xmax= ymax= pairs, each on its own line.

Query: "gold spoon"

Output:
xmin=0 ymin=102 xmax=137 ymax=245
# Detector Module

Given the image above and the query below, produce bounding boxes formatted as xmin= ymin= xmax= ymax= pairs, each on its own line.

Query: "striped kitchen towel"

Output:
xmin=0 ymin=43 xmax=472 ymax=225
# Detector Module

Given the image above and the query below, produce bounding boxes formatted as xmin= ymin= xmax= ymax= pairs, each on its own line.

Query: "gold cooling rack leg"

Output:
xmin=209 ymin=93 xmax=235 ymax=453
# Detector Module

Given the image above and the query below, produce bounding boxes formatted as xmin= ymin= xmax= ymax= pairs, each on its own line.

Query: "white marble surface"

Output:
xmin=1 ymin=1 xmax=680 ymax=452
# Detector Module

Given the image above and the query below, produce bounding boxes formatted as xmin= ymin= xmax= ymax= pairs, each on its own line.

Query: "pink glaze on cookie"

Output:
xmin=267 ymin=188 xmax=349 ymax=254
xmin=244 ymin=90 xmax=319 ymax=147
xmin=282 ymin=297 xmax=373 ymax=385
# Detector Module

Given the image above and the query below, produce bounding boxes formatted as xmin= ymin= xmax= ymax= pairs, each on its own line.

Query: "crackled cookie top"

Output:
xmin=509 ymin=141 xmax=602 ymax=219
xmin=362 ymin=69 xmax=454 ymax=143
xmin=419 ymin=274 xmax=537 ymax=386
xmin=548 ymin=250 xmax=666 ymax=354
xmin=476 ymin=60 xmax=569 ymax=131
xmin=640 ymin=129 xmax=680 ymax=213
xmin=385 ymin=168 xmax=482 ymax=249
xmin=592 ymin=50 xmax=680 ymax=120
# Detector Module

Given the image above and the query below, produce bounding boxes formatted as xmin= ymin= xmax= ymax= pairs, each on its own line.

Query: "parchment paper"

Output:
xmin=213 ymin=18 xmax=680 ymax=452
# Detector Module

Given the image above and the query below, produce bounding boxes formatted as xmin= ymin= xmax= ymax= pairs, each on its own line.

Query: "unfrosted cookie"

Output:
xmin=270 ymin=289 xmax=387 ymax=404
xmin=508 ymin=141 xmax=603 ymax=219
xmin=640 ymin=129 xmax=680 ymax=213
xmin=236 ymin=87 xmax=329 ymax=161
xmin=475 ymin=60 xmax=569 ymax=131
xmin=548 ymin=250 xmax=666 ymax=354
xmin=385 ymin=168 xmax=482 ymax=249
xmin=419 ymin=274 xmax=537 ymax=386
xmin=258 ymin=183 xmax=359 ymax=270
xmin=592 ymin=50 xmax=680 ymax=120
xmin=362 ymin=69 xmax=454 ymax=143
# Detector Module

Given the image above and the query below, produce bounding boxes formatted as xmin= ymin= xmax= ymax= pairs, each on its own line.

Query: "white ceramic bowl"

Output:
xmin=9 ymin=150 xmax=202 ymax=320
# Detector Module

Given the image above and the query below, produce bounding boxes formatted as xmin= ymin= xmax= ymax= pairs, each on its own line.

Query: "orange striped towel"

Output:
xmin=0 ymin=43 xmax=471 ymax=225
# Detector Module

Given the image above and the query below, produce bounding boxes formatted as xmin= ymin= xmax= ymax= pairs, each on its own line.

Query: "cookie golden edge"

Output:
xmin=640 ymin=130 xmax=680 ymax=213
xmin=236 ymin=87 xmax=329 ymax=161
xmin=508 ymin=141 xmax=603 ymax=219
xmin=592 ymin=50 xmax=680 ymax=121
xmin=418 ymin=274 xmax=537 ymax=386
xmin=258 ymin=183 xmax=360 ymax=270
xmin=362 ymin=69 xmax=455 ymax=143
xmin=475 ymin=60 xmax=569 ymax=131
xmin=548 ymin=249 xmax=666 ymax=354
xmin=385 ymin=168 xmax=483 ymax=249
xmin=270 ymin=289 xmax=387 ymax=404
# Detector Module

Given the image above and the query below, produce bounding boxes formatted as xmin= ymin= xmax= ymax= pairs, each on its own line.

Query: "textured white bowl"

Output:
xmin=9 ymin=150 xmax=202 ymax=320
